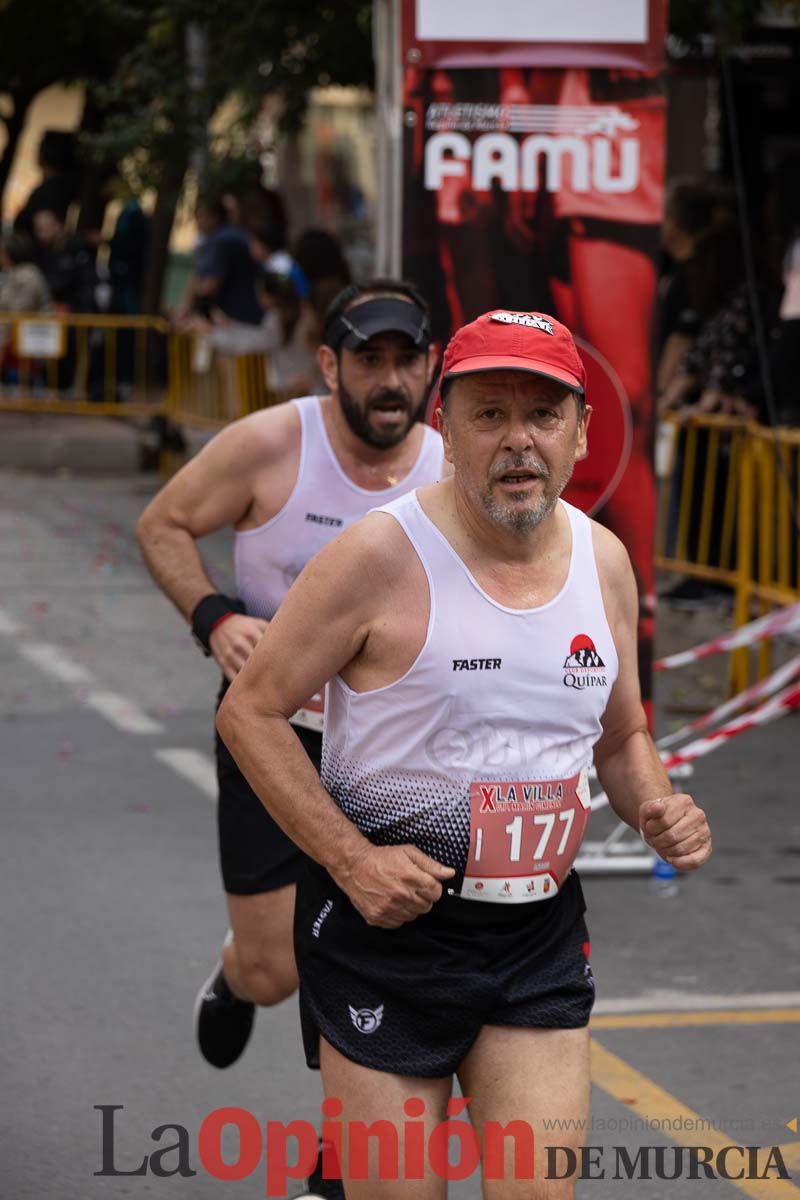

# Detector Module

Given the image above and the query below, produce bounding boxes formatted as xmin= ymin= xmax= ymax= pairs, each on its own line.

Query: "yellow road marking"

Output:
xmin=590 ymin=1040 xmax=800 ymax=1199
xmin=592 ymin=1008 xmax=800 ymax=1030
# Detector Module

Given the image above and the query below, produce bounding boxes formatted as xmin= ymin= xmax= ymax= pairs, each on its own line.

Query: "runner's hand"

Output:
xmin=209 ymin=614 xmax=268 ymax=682
xmin=639 ymin=794 xmax=711 ymax=870
xmin=341 ymin=844 xmax=456 ymax=928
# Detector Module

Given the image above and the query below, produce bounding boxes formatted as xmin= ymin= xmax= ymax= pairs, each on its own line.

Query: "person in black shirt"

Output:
xmin=656 ymin=181 xmax=715 ymax=399
xmin=32 ymin=209 xmax=96 ymax=313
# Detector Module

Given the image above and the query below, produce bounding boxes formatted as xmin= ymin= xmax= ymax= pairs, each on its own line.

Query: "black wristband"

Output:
xmin=191 ymin=593 xmax=246 ymax=656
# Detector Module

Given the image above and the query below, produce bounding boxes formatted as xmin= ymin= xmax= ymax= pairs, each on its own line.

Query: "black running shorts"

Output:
xmin=215 ymin=681 xmax=321 ymax=896
xmin=295 ymin=860 xmax=594 ymax=1079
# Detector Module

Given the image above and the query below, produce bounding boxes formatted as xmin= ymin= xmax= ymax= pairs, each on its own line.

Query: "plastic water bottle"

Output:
xmin=650 ymin=856 xmax=680 ymax=899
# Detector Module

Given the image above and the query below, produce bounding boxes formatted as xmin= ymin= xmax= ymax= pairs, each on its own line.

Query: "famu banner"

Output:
xmin=402 ymin=62 xmax=665 ymax=710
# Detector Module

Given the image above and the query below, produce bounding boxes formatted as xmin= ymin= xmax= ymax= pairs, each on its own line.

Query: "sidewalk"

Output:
xmin=0 ymin=412 xmax=147 ymax=474
xmin=0 ymin=412 xmax=216 ymax=475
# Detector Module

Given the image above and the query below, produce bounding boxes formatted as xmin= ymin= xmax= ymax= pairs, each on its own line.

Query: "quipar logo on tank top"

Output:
xmin=563 ymin=634 xmax=607 ymax=690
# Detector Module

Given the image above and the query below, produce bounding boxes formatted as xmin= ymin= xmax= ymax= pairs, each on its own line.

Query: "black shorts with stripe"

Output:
xmin=295 ymin=859 xmax=594 ymax=1079
xmin=215 ymin=681 xmax=321 ymax=895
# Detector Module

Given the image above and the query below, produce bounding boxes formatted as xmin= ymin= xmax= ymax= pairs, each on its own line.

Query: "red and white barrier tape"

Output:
xmin=657 ymin=653 xmax=800 ymax=750
xmin=661 ymin=682 xmax=800 ymax=769
xmin=654 ymin=600 xmax=800 ymax=671
xmin=590 ymin=676 xmax=800 ymax=813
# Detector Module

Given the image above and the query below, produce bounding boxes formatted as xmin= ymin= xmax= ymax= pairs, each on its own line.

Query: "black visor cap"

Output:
xmin=325 ymin=297 xmax=431 ymax=352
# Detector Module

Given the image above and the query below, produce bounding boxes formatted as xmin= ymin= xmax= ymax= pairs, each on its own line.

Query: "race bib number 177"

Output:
xmin=459 ymin=770 xmax=591 ymax=903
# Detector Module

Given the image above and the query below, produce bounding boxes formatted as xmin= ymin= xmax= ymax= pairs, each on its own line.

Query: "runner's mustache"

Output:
xmin=368 ymin=389 xmax=410 ymax=409
xmin=490 ymin=455 xmax=550 ymax=481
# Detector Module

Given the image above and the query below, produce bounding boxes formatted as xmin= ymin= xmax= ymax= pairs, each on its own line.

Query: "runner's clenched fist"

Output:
xmin=639 ymin=794 xmax=712 ymax=870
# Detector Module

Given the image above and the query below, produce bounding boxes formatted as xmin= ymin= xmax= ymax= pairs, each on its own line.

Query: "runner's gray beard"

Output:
xmin=338 ymin=382 xmax=415 ymax=450
xmin=481 ymin=454 xmax=564 ymax=533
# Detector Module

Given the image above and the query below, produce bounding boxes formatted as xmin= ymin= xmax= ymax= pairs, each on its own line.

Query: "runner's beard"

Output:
xmin=479 ymin=453 xmax=570 ymax=533
xmin=338 ymin=381 xmax=416 ymax=450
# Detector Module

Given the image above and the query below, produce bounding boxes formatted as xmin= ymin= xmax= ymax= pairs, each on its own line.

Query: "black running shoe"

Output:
xmin=194 ymin=962 xmax=255 ymax=1068
xmin=301 ymin=1140 xmax=346 ymax=1199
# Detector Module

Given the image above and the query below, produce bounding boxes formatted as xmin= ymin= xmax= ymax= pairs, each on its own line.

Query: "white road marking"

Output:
xmin=18 ymin=642 xmax=94 ymax=685
xmin=84 ymin=691 xmax=165 ymax=735
xmin=15 ymin=639 xmax=165 ymax=735
xmin=0 ymin=606 xmax=22 ymax=635
xmin=155 ymin=748 xmax=217 ymax=800
xmin=594 ymin=990 xmax=800 ymax=1015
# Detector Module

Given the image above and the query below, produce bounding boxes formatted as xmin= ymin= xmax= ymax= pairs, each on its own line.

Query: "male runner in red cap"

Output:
xmin=218 ymin=309 xmax=711 ymax=1198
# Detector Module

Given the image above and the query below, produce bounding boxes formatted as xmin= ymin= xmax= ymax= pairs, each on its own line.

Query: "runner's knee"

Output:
xmin=236 ymin=946 xmax=298 ymax=1006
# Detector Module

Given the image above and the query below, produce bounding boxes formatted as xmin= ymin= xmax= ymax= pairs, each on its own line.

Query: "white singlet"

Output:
xmin=322 ymin=490 xmax=619 ymax=899
xmin=234 ymin=396 xmax=444 ymax=730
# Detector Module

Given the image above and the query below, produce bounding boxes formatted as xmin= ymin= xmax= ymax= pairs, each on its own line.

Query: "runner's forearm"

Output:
xmin=135 ymin=516 xmax=217 ymax=621
xmin=216 ymin=699 xmax=371 ymax=880
xmin=595 ymin=730 xmax=672 ymax=832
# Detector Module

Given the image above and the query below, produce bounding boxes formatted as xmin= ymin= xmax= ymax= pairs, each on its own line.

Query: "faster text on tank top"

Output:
xmin=235 ymin=396 xmax=444 ymax=727
xmin=322 ymin=491 xmax=619 ymax=902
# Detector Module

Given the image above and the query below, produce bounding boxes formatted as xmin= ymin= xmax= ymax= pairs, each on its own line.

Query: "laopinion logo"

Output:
xmin=93 ymin=1105 xmax=792 ymax=1192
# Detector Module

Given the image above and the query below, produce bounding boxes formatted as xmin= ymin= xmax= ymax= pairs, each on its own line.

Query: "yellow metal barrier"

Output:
xmin=732 ymin=424 xmax=800 ymax=689
xmin=0 ymin=314 xmax=277 ymax=474
xmin=0 ymin=313 xmax=275 ymax=424
xmin=655 ymin=413 xmax=750 ymax=591
xmin=656 ymin=414 xmax=800 ymax=691
xmin=160 ymin=333 xmax=278 ymax=474
xmin=0 ymin=311 xmax=171 ymax=416
xmin=165 ymin=334 xmax=275 ymax=429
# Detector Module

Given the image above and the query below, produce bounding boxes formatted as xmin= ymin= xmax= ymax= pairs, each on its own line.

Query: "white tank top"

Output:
xmin=322 ymin=490 xmax=619 ymax=874
xmin=235 ymin=395 xmax=445 ymax=620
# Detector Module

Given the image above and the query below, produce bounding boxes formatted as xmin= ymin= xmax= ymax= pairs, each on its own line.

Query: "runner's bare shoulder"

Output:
xmin=298 ymin=508 xmax=426 ymax=617
xmin=589 ymin=519 xmax=630 ymax=569
xmin=142 ymin=401 xmax=302 ymax=537
xmin=196 ymin=398 xmax=301 ymax=473
xmin=362 ymin=509 xmax=423 ymax=580
xmin=589 ymin=519 xmax=637 ymax=619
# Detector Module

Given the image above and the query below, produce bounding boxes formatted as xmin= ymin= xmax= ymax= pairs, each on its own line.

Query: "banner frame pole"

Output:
xmin=373 ymin=0 xmax=403 ymax=275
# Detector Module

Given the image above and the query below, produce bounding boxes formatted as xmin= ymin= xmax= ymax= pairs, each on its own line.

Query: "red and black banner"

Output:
xmin=398 ymin=3 xmax=667 ymax=708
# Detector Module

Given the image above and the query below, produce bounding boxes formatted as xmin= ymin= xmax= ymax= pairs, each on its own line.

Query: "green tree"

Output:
xmin=0 ymin=0 xmax=140 ymax=210
xmin=89 ymin=0 xmax=374 ymax=309
xmin=1 ymin=0 xmax=373 ymax=308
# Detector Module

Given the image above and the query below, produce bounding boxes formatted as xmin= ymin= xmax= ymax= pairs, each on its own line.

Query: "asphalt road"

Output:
xmin=2 ymin=470 xmax=799 ymax=1200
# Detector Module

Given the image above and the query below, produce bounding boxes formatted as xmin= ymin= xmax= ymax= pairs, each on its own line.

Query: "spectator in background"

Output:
xmin=659 ymin=221 xmax=756 ymax=422
xmin=0 ymin=232 xmax=52 ymax=313
xmin=256 ymin=271 xmax=321 ymax=397
xmin=292 ymin=228 xmax=351 ymax=323
xmin=767 ymin=153 xmax=800 ymax=426
xmin=108 ymin=199 xmax=148 ymax=315
xmin=657 ymin=213 xmax=750 ymax=610
xmin=0 ymin=232 xmax=52 ymax=372
xmin=249 ymin=225 xmax=310 ymax=300
xmin=32 ymin=209 xmax=97 ymax=313
xmin=205 ymin=265 xmax=321 ymax=398
xmin=222 ymin=178 xmax=287 ymax=240
xmin=175 ymin=194 xmax=261 ymax=328
xmin=107 ymin=199 xmax=150 ymax=392
xmin=655 ymin=181 xmax=715 ymax=397
xmin=13 ymin=131 xmax=77 ymax=241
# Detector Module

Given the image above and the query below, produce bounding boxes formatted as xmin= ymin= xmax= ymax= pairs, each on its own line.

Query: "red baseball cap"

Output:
xmin=439 ymin=310 xmax=585 ymax=397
